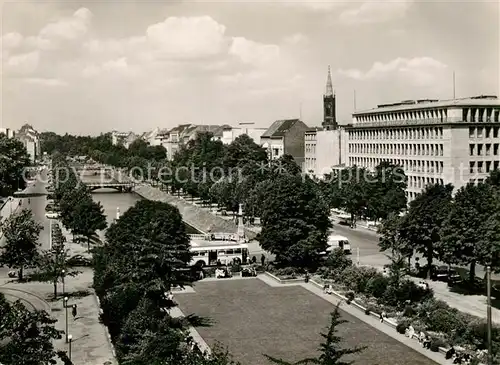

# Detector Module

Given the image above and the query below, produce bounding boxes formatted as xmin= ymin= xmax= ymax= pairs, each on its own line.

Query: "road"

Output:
xmin=0 ymin=169 xmax=51 ymax=280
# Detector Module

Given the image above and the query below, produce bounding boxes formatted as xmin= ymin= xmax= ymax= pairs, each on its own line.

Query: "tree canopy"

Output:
xmin=0 ymin=133 xmax=31 ymax=196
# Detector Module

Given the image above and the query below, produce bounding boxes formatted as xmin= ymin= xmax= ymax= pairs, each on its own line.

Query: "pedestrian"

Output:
xmin=251 ymin=256 xmax=257 ymax=264
xmin=261 ymin=254 xmax=265 ymax=266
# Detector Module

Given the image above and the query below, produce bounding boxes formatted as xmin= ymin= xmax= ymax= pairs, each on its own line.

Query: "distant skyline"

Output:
xmin=1 ymin=0 xmax=498 ymax=135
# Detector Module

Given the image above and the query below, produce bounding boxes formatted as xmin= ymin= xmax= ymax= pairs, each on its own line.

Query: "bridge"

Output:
xmin=84 ymin=182 xmax=135 ymax=192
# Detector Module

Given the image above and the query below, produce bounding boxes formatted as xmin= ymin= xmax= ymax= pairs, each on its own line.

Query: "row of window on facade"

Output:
xmin=408 ymin=176 xmax=444 ymax=190
xmin=469 ymin=126 xmax=500 ymax=139
xmin=304 ymin=133 xmax=317 ymax=141
xmin=469 ymin=143 xmax=500 ymax=157
xmin=349 ymin=127 xmax=444 ymax=141
xmin=470 ymin=161 xmax=500 ymax=174
xmin=349 ymin=143 xmax=444 ymax=157
xmin=355 ymin=109 xmax=449 ymax=123
xmin=349 ymin=157 xmax=444 ymax=174
xmin=305 ymin=143 xmax=317 ymax=154
xmin=463 ymin=107 xmax=500 ymax=123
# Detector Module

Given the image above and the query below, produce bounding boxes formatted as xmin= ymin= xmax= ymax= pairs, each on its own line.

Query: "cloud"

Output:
xmin=339 ymin=0 xmax=413 ymax=24
xmin=4 ymin=51 xmax=40 ymax=75
xmin=23 ymin=77 xmax=67 ymax=86
xmin=283 ymin=33 xmax=308 ymax=45
xmin=38 ymin=8 xmax=91 ymax=42
xmin=1 ymin=32 xmax=24 ymax=50
xmin=338 ymin=57 xmax=448 ymax=86
xmin=229 ymin=37 xmax=280 ymax=65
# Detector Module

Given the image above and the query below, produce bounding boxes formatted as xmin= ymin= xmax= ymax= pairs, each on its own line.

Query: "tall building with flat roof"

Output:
xmin=346 ymin=95 xmax=500 ymax=200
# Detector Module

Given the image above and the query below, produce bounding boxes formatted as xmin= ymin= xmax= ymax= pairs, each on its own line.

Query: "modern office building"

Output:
xmin=346 ymin=96 xmax=500 ymax=200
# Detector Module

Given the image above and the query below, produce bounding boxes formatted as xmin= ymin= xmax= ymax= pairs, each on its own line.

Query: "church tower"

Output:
xmin=322 ymin=66 xmax=337 ymax=130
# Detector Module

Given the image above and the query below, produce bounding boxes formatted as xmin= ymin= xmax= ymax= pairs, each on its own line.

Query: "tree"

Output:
xmin=438 ymin=182 xmax=500 ymax=281
xmin=0 ymin=293 xmax=71 ymax=365
xmin=0 ymin=209 xmax=42 ymax=281
xmin=70 ymin=196 xmax=107 ymax=250
xmin=223 ymin=134 xmax=267 ymax=169
xmin=400 ymin=184 xmax=453 ymax=278
xmin=338 ymin=167 xmax=371 ymax=227
xmin=34 ymin=233 xmax=80 ymax=298
xmin=378 ymin=213 xmax=413 ymax=268
xmin=258 ymin=174 xmax=331 ymax=268
xmin=0 ymin=133 xmax=31 ymax=196
xmin=264 ymin=303 xmax=365 ymax=365
xmin=368 ymin=162 xmax=407 ymax=221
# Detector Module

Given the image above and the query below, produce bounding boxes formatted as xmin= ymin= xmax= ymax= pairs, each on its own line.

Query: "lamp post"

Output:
xmin=67 ymin=334 xmax=73 ymax=360
xmin=48 ymin=219 xmax=53 ymax=250
xmin=486 ymin=266 xmax=492 ymax=365
xmin=63 ymin=297 xmax=77 ymax=343
xmin=61 ymin=269 xmax=66 ymax=298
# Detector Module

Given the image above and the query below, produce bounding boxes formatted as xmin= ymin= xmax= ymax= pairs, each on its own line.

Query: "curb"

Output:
xmin=94 ymin=294 xmax=118 ymax=362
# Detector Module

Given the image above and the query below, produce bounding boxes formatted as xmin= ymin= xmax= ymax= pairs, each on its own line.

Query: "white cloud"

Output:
xmin=4 ymin=51 xmax=40 ymax=74
xmin=284 ymin=33 xmax=308 ymax=45
xmin=38 ymin=8 xmax=92 ymax=42
xmin=229 ymin=37 xmax=280 ymax=65
xmin=339 ymin=0 xmax=413 ymax=24
xmin=23 ymin=77 xmax=67 ymax=86
xmin=1 ymin=32 xmax=24 ymax=50
xmin=338 ymin=57 xmax=448 ymax=86
xmin=145 ymin=16 xmax=229 ymax=59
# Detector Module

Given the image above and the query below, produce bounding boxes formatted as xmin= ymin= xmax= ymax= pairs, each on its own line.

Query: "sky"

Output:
xmin=1 ymin=0 xmax=498 ymax=135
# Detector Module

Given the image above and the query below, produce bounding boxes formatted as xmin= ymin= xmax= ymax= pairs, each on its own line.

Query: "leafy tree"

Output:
xmin=338 ymin=167 xmax=371 ymax=226
xmin=439 ymin=182 xmax=500 ymax=280
xmin=0 ymin=293 xmax=70 ymax=365
xmin=486 ymin=169 xmax=500 ymax=188
xmin=223 ymin=134 xmax=267 ymax=169
xmin=399 ymin=184 xmax=453 ymax=278
xmin=70 ymin=196 xmax=107 ymax=250
xmin=378 ymin=213 xmax=413 ymax=267
xmin=0 ymin=209 xmax=42 ymax=281
xmin=368 ymin=162 xmax=407 ymax=221
xmin=258 ymin=174 xmax=331 ymax=268
xmin=34 ymin=234 xmax=80 ymax=298
xmin=265 ymin=303 xmax=365 ymax=365
xmin=0 ymin=133 xmax=31 ymax=196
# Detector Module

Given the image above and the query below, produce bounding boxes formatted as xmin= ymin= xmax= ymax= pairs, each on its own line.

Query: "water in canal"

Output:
xmin=81 ymin=173 xmax=200 ymax=234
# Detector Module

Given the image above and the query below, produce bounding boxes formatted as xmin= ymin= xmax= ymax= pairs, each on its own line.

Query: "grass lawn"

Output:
xmin=175 ymin=279 xmax=438 ymax=365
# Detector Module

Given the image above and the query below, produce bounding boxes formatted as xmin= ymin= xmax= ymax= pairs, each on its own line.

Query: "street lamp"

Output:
xmin=67 ymin=334 xmax=73 ymax=360
xmin=63 ymin=297 xmax=77 ymax=343
xmin=48 ymin=219 xmax=53 ymax=250
xmin=61 ymin=269 xmax=65 ymax=297
xmin=486 ymin=266 xmax=492 ymax=365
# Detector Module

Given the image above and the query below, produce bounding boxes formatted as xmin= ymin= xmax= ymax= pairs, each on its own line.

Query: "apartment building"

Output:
xmin=347 ymin=96 xmax=500 ymax=200
xmin=221 ymin=124 xmax=267 ymax=145
xmin=0 ymin=127 xmax=15 ymax=138
xmin=16 ymin=124 xmax=40 ymax=162
xmin=111 ymin=131 xmax=138 ymax=148
xmin=261 ymin=119 xmax=309 ymax=165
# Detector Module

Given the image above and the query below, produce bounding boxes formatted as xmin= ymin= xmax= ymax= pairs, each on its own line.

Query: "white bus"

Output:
xmin=190 ymin=242 xmax=249 ymax=267
xmin=320 ymin=234 xmax=351 ymax=255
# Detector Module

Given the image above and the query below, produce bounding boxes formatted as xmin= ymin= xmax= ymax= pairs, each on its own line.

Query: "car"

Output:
xmin=45 ymin=212 xmax=60 ymax=219
xmin=66 ymin=254 xmax=92 ymax=267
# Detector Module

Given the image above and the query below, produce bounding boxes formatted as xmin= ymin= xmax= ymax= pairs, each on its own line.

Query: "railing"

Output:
xmin=351 ymin=117 xmax=465 ymax=128
xmin=188 ymin=232 xmax=240 ymax=242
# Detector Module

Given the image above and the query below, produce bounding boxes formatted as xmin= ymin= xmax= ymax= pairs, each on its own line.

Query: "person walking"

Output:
xmin=261 ymin=254 xmax=265 ymax=266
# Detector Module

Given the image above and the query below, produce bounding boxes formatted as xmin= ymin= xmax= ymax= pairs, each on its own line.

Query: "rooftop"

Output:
xmin=354 ymin=95 xmax=499 ymax=115
xmin=262 ymin=119 xmax=303 ymax=138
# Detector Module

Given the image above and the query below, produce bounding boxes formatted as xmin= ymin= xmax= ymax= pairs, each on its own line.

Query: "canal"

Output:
xmin=81 ymin=173 xmax=200 ymax=235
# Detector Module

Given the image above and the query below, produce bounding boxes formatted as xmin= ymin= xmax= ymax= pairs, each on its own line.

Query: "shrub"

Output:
xmin=383 ymin=280 xmax=432 ymax=307
xmin=325 ymin=248 xmax=352 ymax=271
xmin=402 ymin=305 xmax=416 ymax=317
xmin=346 ymin=291 xmax=355 ymax=301
xmin=365 ymin=274 xmax=389 ymax=298
xmin=365 ymin=308 xmax=371 ymax=315
xmin=396 ymin=321 xmax=408 ymax=334
xmin=275 ymin=267 xmax=297 ymax=278
xmin=426 ymin=308 xmax=467 ymax=335
xmin=230 ymin=264 xmax=242 ymax=273
xmin=429 ymin=338 xmax=447 ymax=352
xmin=341 ymin=266 xmax=377 ymax=293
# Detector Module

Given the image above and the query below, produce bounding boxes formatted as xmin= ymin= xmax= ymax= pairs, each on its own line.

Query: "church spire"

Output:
xmin=325 ymin=65 xmax=334 ymax=97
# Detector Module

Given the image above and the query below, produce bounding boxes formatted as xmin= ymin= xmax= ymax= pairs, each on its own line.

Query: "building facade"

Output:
xmin=261 ymin=119 xmax=309 ymax=164
xmin=0 ymin=127 xmax=15 ymax=138
xmin=347 ymin=96 xmax=500 ymax=200
xmin=15 ymin=124 xmax=40 ymax=162
xmin=111 ymin=131 xmax=139 ymax=148
xmin=304 ymin=67 xmax=346 ymax=177
xmin=221 ymin=124 xmax=267 ymax=145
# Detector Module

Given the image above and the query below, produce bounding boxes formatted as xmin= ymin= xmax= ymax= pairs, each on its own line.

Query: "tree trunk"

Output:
xmin=469 ymin=261 xmax=476 ymax=283
xmin=18 ymin=267 xmax=23 ymax=282
xmin=426 ymin=244 xmax=433 ymax=279
xmin=53 ymin=280 xmax=58 ymax=299
xmin=87 ymin=236 xmax=90 ymax=252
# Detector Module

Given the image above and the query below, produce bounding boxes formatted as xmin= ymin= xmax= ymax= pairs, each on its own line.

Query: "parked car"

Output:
xmin=66 ymin=255 xmax=92 ymax=267
xmin=45 ymin=212 xmax=60 ymax=219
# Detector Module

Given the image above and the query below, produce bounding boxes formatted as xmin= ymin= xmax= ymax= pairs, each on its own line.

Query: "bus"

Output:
xmin=190 ymin=242 xmax=249 ymax=267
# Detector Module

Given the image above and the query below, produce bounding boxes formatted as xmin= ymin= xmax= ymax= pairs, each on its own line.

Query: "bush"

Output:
xmin=365 ymin=308 xmax=371 ymax=315
xmin=341 ymin=266 xmax=377 ymax=293
xmin=275 ymin=267 xmax=297 ymax=278
xmin=365 ymin=274 xmax=389 ymax=298
xmin=346 ymin=291 xmax=355 ymax=301
xmin=325 ymin=248 xmax=352 ymax=271
xmin=402 ymin=305 xmax=416 ymax=317
xmin=426 ymin=308 xmax=467 ymax=335
xmin=382 ymin=280 xmax=432 ymax=307
xmin=396 ymin=321 xmax=408 ymax=334
xmin=429 ymin=338 xmax=447 ymax=352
